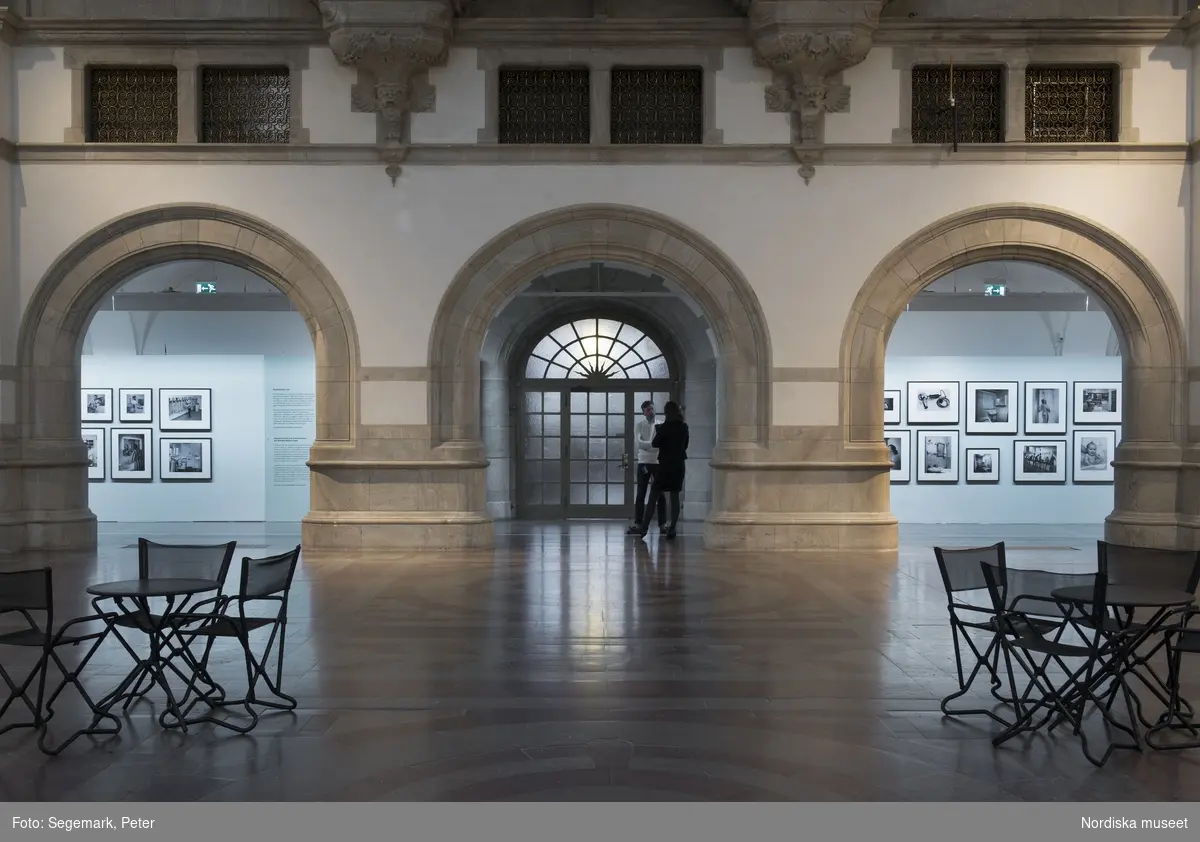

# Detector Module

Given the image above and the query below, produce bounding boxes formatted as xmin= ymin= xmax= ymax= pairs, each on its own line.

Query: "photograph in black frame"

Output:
xmin=118 ymin=387 xmax=153 ymax=423
xmin=110 ymin=427 xmax=153 ymax=481
xmin=1023 ymin=380 xmax=1068 ymax=436
xmin=81 ymin=387 xmax=113 ymax=423
xmin=965 ymin=381 xmax=1018 ymax=435
xmin=159 ymin=388 xmax=212 ymax=432
xmin=1013 ymin=439 xmax=1067 ymax=483
xmin=965 ymin=447 xmax=1001 ymax=483
xmin=916 ymin=429 xmax=960 ymax=483
xmin=884 ymin=390 xmax=902 ymax=426
xmin=160 ymin=437 xmax=213 ymax=481
xmin=906 ymin=381 xmax=960 ymax=426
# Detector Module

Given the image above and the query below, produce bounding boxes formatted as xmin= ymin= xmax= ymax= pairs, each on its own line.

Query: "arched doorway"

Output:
xmin=516 ymin=315 xmax=677 ymax=518
xmin=429 ymin=204 xmax=771 ymax=548
xmin=841 ymin=203 xmax=1187 ymax=550
xmin=12 ymin=204 xmax=359 ymax=552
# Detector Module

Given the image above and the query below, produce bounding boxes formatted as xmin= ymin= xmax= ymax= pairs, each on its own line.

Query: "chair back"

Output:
xmin=981 ymin=562 xmax=1107 ymax=628
xmin=137 ymin=539 xmax=237 ymax=585
xmin=0 ymin=567 xmax=53 ymax=634
xmin=239 ymin=545 xmax=302 ymax=600
xmin=934 ymin=543 xmax=1005 ymax=601
xmin=1097 ymin=541 xmax=1200 ymax=594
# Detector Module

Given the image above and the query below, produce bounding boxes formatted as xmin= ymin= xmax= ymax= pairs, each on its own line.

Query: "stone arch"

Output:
xmin=842 ymin=203 xmax=1187 ymax=548
xmin=14 ymin=203 xmax=360 ymax=550
xmin=429 ymin=204 xmax=772 ymax=455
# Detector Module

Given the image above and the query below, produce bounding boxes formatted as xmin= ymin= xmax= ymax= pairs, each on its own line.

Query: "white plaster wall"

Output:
xmin=17 ymin=163 xmax=1184 ymax=375
xmin=825 ymin=47 xmax=900 ymax=145
xmin=301 ymin=46 xmax=376 ymax=145
xmin=82 ymin=354 xmax=269 ymax=522
xmin=411 ymin=48 xmax=486 ymax=144
xmin=15 ymin=45 xmax=70 ymax=143
xmin=885 ymin=355 xmax=1121 ymax=525
xmin=713 ymin=48 xmax=790 ymax=145
xmin=888 ymin=310 xmax=1118 ymax=357
xmin=1132 ymin=45 xmax=1190 ymax=144
xmin=84 ymin=310 xmax=313 ymax=357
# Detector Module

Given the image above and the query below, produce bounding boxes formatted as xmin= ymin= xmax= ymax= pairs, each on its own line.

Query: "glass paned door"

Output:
xmin=521 ymin=390 xmax=563 ymax=514
xmin=567 ymin=390 xmax=628 ymax=516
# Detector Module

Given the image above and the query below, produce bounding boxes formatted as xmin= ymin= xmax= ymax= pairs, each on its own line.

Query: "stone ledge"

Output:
xmin=13 ymin=142 xmax=1189 ymax=165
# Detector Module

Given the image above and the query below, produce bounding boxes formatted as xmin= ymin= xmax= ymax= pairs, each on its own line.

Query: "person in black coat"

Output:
xmin=632 ymin=401 xmax=688 ymax=540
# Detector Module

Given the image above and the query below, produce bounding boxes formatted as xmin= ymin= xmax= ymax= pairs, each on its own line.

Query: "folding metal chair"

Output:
xmin=105 ymin=539 xmax=237 ymax=711
xmin=932 ymin=543 xmax=1061 ymax=724
xmin=1094 ymin=540 xmax=1200 ymax=725
xmin=0 ymin=568 xmax=121 ymax=755
xmin=171 ymin=546 xmax=302 ymax=734
xmin=982 ymin=563 xmax=1138 ymax=767
xmin=1146 ymin=618 xmax=1200 ymax=750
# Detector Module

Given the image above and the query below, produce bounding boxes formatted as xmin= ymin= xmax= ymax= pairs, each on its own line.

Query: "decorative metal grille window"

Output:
xmin=498 ymin=67 xmax=590 ymax=144
xmin=1026 ymin=66 xmax=1117 ymax=143
xmin=200 ymin=67 xmax=291 ymax=144
xmin=911 ymin=65 xmax=1004 ymax=144
xmin=87 ymin=67 xmax=178 ymax=143
xmin=524 ymin=319 xmax=670 ymax=381
xmin=610 ymin=67 xmax=703 ymax=144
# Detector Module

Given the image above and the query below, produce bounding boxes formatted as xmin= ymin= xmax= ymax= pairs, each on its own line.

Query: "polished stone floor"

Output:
xmin=0 ymin=520 xmax=1197 ymax=801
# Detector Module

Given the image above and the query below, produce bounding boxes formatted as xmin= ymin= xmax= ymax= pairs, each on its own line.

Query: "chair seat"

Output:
xmin=985 ymin=616 xmax=1060 ymax=635
xmin=176 ymin=616 xmax=274 ymax=637
xmin=1008 ymin=635 xmax=1093 ymax=658
xmin=112 ymin=611 xmax=167 ymax=631
xmin=0 ymin=628 xmax=47 ymax=647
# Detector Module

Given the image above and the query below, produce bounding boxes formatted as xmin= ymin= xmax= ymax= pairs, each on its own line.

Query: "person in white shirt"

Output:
xmin=627 ymin=400 xmax=667 ymax=535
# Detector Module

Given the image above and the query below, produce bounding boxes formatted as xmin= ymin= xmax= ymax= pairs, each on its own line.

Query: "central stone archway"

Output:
xmin=428 ymin=203 xmax=773 ymax=547
xmin=9 ymin=203 xmax=360 ymax=552
xmin=841 ymin=203 xmax=1188 ymax=550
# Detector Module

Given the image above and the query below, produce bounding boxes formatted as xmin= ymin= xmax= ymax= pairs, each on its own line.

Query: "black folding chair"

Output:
xmin=982 ymin=563 xmax=1138 ymax=767
xmin=1094 ymin=540 xmax=1200 ymax=725
xmin=0 ymin=568 xmax=121 ymax=755
xmin=171 ymin=546 xmax=302 ymax=734
xmin=1146 ymin=617 xmax=1200 ymax=750
xmin=104 ymin=539 xmax=237 ymax=711
xmin=933 ymin=543 xmax=1061 ymax=724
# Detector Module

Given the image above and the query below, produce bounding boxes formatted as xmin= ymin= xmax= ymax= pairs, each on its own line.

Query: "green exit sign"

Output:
xmin=195 ymin=282 xmax=217 ymax=294
xmin=984 ymin=284 xmax=1006 ymax=296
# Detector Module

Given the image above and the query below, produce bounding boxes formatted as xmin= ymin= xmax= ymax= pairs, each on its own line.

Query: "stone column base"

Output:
xmin=302 ymin=511 xmax=495 ymax=551
xmin=705 ymin=511 xmax=898 ymax=552
xmin=1105 ymin=512 xmax=1184 ymax=550
xmin=4 ymin=508 xmax=98 ymax=553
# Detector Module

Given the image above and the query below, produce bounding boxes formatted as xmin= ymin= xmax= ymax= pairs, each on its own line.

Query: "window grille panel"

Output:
xmin=498 ymin=67 xmax=590 ymax=144
xmin=87 ymin=67 xmax=178 ymax=143
xmin=610 ymin=67 xmax=703 ymax=144
xmin=524 ymin=318 xmax=670 ymax=381
xmin=1026 ymin=66 xmax=1117 ymax=143
xmin=201 ymin=67 xmax=291 ymax=144
xmin=911 ymin=65 xmax=1004 ymax=144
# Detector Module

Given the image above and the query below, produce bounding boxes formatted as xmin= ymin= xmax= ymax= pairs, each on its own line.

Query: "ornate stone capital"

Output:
xmin=315 ymin=0 xmax=458 ymax=184
xmin=748 ymin=0 xmax=887 ymax=182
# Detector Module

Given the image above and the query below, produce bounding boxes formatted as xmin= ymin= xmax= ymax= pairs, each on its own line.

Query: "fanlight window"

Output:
xmin=525 ymin=318 xmax=670 ymax=380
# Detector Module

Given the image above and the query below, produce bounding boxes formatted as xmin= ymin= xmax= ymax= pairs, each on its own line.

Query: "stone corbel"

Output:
xmin=316 ymin=0 xmax=458 ymax=185
xmin=748 ymin=0 xmax=887 ymax=184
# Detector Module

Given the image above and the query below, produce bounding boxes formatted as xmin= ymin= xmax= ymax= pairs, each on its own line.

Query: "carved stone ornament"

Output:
xmin=315 ymin=0 xmax=458 ymax=185
xmin=747 ymin=0 xmax=889 ymax=183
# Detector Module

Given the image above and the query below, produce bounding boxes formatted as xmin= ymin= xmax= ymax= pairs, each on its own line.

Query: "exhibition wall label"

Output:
xmin=264 ymin=356 xmax=316 ymax=522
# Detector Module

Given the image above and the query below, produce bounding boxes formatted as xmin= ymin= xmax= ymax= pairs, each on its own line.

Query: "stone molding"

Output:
xmin=841 ymin=202 xmax=1190 ymax=549
xmin=13 ymin=141 xmax=1185 ymax=165
xmin=62 ymin=45 xmax=311 ymax=145
xmin=475 ymin=46 xmax=725 ymax=145
xmin=316 ymin=0 xmax=456 ymax=183
xmin=747 ymin=0 xmax=887 ymax=182
xmin=891 ymin=45 xmax=1142 ymax=144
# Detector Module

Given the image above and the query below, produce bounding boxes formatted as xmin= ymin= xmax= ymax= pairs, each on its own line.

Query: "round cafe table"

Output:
xmin=87 ymin=578 xmax=221 ymax=730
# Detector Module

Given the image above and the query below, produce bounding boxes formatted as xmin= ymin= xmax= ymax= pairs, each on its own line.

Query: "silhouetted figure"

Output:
xmin=632 ymin=401 xmax=688 ymax=541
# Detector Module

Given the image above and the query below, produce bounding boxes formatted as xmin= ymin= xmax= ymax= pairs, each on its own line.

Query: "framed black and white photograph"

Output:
xmin=965 ymin=447 xmax=1001 ymax=484
xmin=907 ymin=381 xmax=960 ymax=425
xmin=81 ymin=427 xmax=105 ymax=481
xmin=966 ymin=381 xmax=1018 ymax=435
xmin=159 ymin=388 xmax=212 ymax=432
xmin=110 ymin=427 xmax=152 ymax=480
xmin=1024 ymin=381 xmax=1067 ymax=436
xmin=885 ymin=429 xmax=911 ymax=483
xmin=1073 ymin=429 xmax=1117 ymax=484
xmin=118 ymin=387 xmax=153 ymax=423
xmin=883 ymin=390 xmax=902 ymax=426
xmin=1014 ymin=439 xmax=1066 ymax=484
xmin=81 ymin=388 xmax=113 ymax=423
xmin=916 ymin=430 xmax=960 ymax=483
xmin=160 ymin=437 xmax=212 ymax=481
xmin=1073 ymin=381 xmax=1121 ymax=425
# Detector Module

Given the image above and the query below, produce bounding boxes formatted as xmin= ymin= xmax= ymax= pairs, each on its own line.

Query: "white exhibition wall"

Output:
xmin=885 ymin=354 xmax=1121 ymax=525
xmin=82 ymin=354 xmax=315 ymax=523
